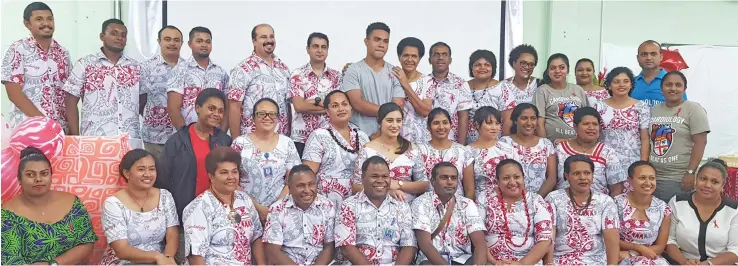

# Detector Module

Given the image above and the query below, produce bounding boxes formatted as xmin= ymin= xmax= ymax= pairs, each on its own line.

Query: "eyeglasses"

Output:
xmin=255 ymin=111 xmax=278 ymax=119
xmin=517 ymin=60 xmax=536 ymax=68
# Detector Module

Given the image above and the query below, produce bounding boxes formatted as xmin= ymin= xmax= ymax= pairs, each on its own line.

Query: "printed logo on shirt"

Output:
xmin=651 ymin=124 xmax=675 ymax=156
xmin=557 ymin=102 xmax=579 ymax=128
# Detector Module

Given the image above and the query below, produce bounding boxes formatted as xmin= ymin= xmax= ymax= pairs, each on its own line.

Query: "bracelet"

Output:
xmin=707 ymin=260 xmax=714 ymax=266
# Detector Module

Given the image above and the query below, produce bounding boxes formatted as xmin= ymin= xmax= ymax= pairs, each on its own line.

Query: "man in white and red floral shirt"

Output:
xmin=228 ymin=24 xmax=291 ymax=139
xmin=411 ymin=161 xmax=487 ymax=265
xmin=2 ymin=2 xmax=71 ymax=132
xmin=289 ymin=32 xmax=342 ymax=156
xmin=263 ymin=164 xmax=336 ymax=265
xmin=63 ymin=19 xmax=141 ymax=138
xmin=424 ymin=42 xmax=473 ymax=144
xmin=334 ymin=156 xmax=417 ymax=265
xmin=139 ymin=25 xmax=184 ymax=157
xmin=166 ymin=26 xmax=229 ymax=130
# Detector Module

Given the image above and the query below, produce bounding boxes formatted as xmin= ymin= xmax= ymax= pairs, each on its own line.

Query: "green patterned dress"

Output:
xmin=1 ymin=197 xmax=99 ymax=264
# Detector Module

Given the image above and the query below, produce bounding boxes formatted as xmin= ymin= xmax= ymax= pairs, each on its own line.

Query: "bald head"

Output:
xmin=251 ymin=23 xmax=273 ymax=41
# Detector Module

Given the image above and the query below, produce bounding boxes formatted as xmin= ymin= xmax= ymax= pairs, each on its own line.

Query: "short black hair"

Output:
xmin=158 ymin=25 xmax=183 ymax=40
xmin=431 ymin=161 xmax=457 ymax=181
xmin=427 ymin=107 xmax=452 ymax=129
xmin=468 ymin=49 xmax=497 ymax=78
xmin=510 ymin=103 xmax=539 ymax=134
xmin=662 ymin=71 xmax=688 ymax=89
xmin=287 ymin=164 xmax=315 ymax=183
xmin=638 ymin=40 xmax=662 ymax=54
xmin=508 ymin=44 xmax=538 ymax=67
xmin=365 ymin=22 xmax=390 ymax=38
xmin=307 ymin=32 xmax=329 ymax=47
xmin=627 ymin=160 xmax=654 ymax=179
xmin=189 ymin=26 xmax=211 ymax=41
xmin=604 ymin=67 xmax=635 ymax=96
xmin=397 ymin=37 xmax=425 ymax=58
xmin=119 ymin=149 xmax=154 ymax=178
xmin=429 ymin=42 xmax=452 ymax=57
xmin=495 ymin=159 xmax=524 ymax=181
xmin=205 ymin=146 xmax=241 ymax=175
xmin=323 ymin=90 xmax=350 ymax=109
xmin=101 ymin=18 xmax=125 ymax=34
xmin=18 ymin=146 xmax=52 ymax=179
xmin=473 ymin=106 xmax=501 ymax=128
xmin=361 ymin=156 xmax=389 ymax=175
xmin=252 ymin=98 xmax=280 ymax=117
xmin=23 ymin=2 xmax=52 ymax=21
xmin=563 ymin=154 xmax=594 ymax=174
xmin=573 ymin=106 xmax=602 ymax=126
xmin=195 ymin=88 xmax=226 ymax=108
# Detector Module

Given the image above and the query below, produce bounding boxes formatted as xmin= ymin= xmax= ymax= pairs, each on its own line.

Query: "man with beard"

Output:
xmin=632 ymin=40 xmax=687 ymax=107
xmin=342 ymin=22 xmax=406 ymax=137
xmin=288 ymin=33 xmax=342 ymax=156
xmin=228 ymin=24 xmax=291 ymax=139
xmin=334 ymin=156 xmax=417 ymax=265
xmin=411 ymin=162 xmax=487 ymax=265
xmin=63 ymin=19 xmax=142 ymax=138
xmin=2 ymin=2 xmax=71 ymax=132
xmin=263 ymin=164 xmax=336 ymax=265
xmin=423 ymin=42 xmax=473 ymax=144
xmin=166 ymin=26 xmax=229 ymax=130
xmin=139 ymin=25 xmax=184 ymax=158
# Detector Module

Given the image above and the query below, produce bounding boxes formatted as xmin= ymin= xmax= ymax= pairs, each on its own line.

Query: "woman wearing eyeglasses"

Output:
xmin=232 ymin=97 xmax=301 ymax=220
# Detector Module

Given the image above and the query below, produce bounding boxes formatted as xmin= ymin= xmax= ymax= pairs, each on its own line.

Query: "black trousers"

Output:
xmin=295 ymin=142 xmax=305 ymax=158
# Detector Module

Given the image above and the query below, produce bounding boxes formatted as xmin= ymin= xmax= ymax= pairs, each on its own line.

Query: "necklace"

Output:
xmin=573 ymin=140 xmax=597 ymax=154
xmin=380 ymin=142 xmax=396 ymax=153
xmin=328 ymin=126 xmax=359 ymax=153
xmin=567 ymin=188 xmax=593 ymax=214
xmin=22 ymin=193 xmax=50 ymax=216
xmin=209 ymin=188 xmax=242 ymax=224
xmin=130 ymin=189 xmax=150 ymax=212
xmin=496 ymin=190 xmax=531 ymax=248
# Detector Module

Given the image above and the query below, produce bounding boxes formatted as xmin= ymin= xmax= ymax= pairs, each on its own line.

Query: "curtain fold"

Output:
xmin=125 ymin=0 xmax=162 ymax=62
xmin=504 ymin=0 xmax=523 ymax=79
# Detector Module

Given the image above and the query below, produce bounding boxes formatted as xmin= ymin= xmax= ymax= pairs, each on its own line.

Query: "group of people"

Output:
xmin=2 ymin=1 xmax=737 ymax=266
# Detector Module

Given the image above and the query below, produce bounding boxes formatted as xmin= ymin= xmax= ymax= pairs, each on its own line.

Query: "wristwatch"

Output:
xmin=49 ymin=260 xmax=59 ymax=266
xmin=313 ymin=97 xmax=321 ymax=106
xmin=707 ymin=260 xmax=714 ymax=266
xmin=686 ymin=169 xmax=696 ymax=175
xmin=398 ymin=180 xmax=405 ymax=189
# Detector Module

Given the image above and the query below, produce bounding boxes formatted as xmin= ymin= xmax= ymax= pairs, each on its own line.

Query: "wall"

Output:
xmin=0 ymin=0 xmax=119 ymax=116
xmin=524 ymin=0 xmax=738 ymax=74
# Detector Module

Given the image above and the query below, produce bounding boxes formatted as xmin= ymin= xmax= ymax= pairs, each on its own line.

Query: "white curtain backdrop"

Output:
xmin=125 ymin=0 xmax=162 ymax=62
xmin=601 ymin=43 xmax=738 ymax=157
xmin=504 ymin=0 xmax=524 ymax=79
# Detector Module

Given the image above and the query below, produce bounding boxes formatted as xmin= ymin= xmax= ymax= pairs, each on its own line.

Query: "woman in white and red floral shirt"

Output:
xmin=183 ymin=147 xmax=264 ymax=265
xmin=417 ymin=108 xmax=475 ymax=199
xmin=545 ymin=154 xmax=620 ymax=265
xmin=616 ymin=161 xmax=671 ymax=265
xmin=351 ymin=103 xmax=429 ymax=203
xmin=477 ymin=159 xmax=553 ymax=265
xmin=467 ymin=106 xmax=514 ymax=199
xmin=499 ymin=103 xmax=558 ymax=197
xmin=303 ymin=91 xmax=369 ymax=208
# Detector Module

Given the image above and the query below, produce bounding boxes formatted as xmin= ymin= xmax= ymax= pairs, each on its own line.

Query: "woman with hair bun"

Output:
xmin=352 ymin=103 xmax=429 ymax=203
xmin=2 ymin=146 xmax=98 ymax=264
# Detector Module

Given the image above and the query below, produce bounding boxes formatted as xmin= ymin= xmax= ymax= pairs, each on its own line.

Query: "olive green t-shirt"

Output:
xmin=648 ymin=101 xmax=710 ymax=181
xmin=533 ymin=83 xmax=590 ymax=141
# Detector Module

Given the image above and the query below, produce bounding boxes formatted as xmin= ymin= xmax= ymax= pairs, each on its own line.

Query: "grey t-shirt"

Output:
xmin=341 ymin=59 xmax=405 ymax=135
xmin=649 ymin=101 xmax=710 ymax=181
xmin=533 ymin=83 xmax=590 ymax=141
